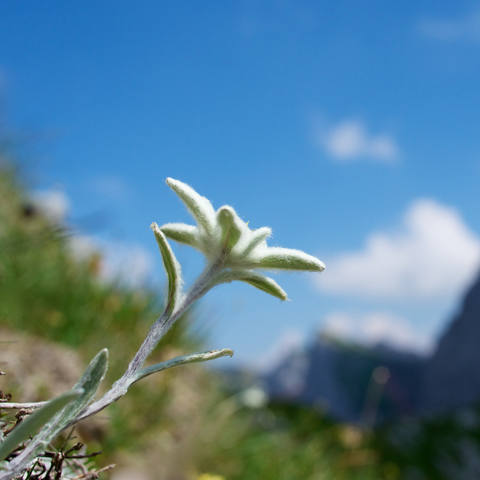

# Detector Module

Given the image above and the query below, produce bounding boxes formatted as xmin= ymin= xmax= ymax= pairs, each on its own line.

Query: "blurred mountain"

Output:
xmin=258 ymin=270 xmax=480 ymax=424
xmin=261 ymin=337 xmax=426 ymax=424
xmin=420 ymin=272 xmax=480 ymax=413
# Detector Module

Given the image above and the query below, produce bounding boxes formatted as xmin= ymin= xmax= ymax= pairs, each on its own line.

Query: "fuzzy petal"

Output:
xmin=251 ymin=247 xmax=326 ymax=272
xmin=160 ymin=222 xmax=200 ymax=249
xmin=215 ymin=269 xmax=288 ymax=300
xmin=241 ymin=226 xmax=272 ymax=257
xmin=216 ymin=206 xmax=244 ymax=253
xmin=166 ymin=178 xmax=216 ymax=238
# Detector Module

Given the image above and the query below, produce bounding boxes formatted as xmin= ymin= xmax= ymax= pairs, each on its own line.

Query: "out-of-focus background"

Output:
xmin=2 ymin=1 xmax=480 ymax=479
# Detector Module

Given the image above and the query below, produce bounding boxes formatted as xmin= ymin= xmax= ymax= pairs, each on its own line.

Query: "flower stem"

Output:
xmin=73 ymin=258 xmax=225 ymax=423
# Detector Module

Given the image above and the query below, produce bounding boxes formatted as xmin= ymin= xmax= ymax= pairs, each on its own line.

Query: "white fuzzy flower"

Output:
xmin=152 ymin=178 xmax=325 ymax=301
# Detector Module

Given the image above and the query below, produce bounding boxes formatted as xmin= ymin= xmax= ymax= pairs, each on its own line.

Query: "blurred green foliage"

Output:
xmin=0 ymin=157 xmax=383 ymax=479
xmin=0 ymin=159 xmax=202 ymax=458
xmin=4 ymin=153 xmax=480 ymax=480
xmin=194 ymin=400 xmax=382 ymax=480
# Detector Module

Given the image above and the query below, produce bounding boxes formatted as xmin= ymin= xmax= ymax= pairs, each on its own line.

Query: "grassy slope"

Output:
xmin=0 ymin=160 xmax=385 ymax=479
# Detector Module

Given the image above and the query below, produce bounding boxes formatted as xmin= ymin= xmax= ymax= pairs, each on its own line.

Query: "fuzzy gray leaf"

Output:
xmin=0 ymin=390 xmax=83 ymax=462
xmin=151 ymin=223 xmax=184 ymax=314
xmin=166 ymin=178 xmax=216 ymax=238
xmin=215 ymin=269 xmax=288 ymax=300
xmin=134 ymin=348 xmax=234 ymax=383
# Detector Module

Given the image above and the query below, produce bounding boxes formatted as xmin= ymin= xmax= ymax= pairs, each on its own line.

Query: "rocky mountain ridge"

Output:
xmin=259 ymin=271 xmax=480 ymax=423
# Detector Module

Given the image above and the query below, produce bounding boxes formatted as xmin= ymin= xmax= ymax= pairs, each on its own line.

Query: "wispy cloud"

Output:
xmin=316 ymin=199 xmax=480 ymax=301
xmin=314 ymin=119 xmax=399 ymax=163
xmin=90 ymin=175 xmax=132 ymax=201
xmin=98 ymin=240 xmax=154 ymax=287
xmin=322 ymin=311 xmax=433 ymax=354
xmin=36 ymin=186 xmax=153 ymax=288
xmin=69 ymin=236 xmax=154 ymax=288
xmin=32 ymin=187 xmax=70 ymax=223
xmin=419 ymin=10 xmax=480 ymax=44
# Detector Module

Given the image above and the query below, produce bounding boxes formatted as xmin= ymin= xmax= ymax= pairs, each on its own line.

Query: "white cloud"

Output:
xmin=316 ymin=199 xmax=480 ymax=301
xmin=419 ymin=11 xmax=480 ymax=44
xmin=98 ymin=240 xmax=154 ymax=288
xmin=69 ymin=235 xmax=154 ymax=288
xmin=32 ymin=187 xmax=70 ymax=223
xmin=32 ymin=186 xmax=153 ymax=289
xmin=68 ymin=234 xmax=98 ymax=260
xmin=91 ymin=175 xmax=131 ymax=201
xmin=315 ymin=120 xmax=399 ymax=163
xmin=322 ymin=311 xmax=433 ymax=354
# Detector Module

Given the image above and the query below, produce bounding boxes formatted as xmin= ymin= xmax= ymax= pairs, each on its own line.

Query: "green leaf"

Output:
xmin=215 ymin=269 xmax=288 ymax=300
xmin=151 ymin=223 xmax=184 ymax=314
xmin=0 ymin=389 xmax=82 ymax=462
xmin=166 ymin=178 xmax=216 ymax=238
xmin=216 ymin=206 xmax=243 ymax=253
xmin=251 ymin=247 xmax=326 ymax=272
xmin=134 ymin=348 xmax=234 ymax=384
xmin=160 ymin=222 xmax=199 ymax=249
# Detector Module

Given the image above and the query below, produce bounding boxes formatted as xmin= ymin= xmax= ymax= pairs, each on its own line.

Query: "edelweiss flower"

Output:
xmin=151 ymin=178 xmax=325 ymax=301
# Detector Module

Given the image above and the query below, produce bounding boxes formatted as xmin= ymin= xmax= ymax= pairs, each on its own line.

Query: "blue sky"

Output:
xmin=2 ymin=1 xmax=480 ymax=366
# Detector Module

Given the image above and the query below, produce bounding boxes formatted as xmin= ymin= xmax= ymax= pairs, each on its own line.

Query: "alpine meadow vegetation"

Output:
xmin=4 ymin=162 xmax=463 ymax=480
xmin=0 ymin=174 xmax=326 ymax=479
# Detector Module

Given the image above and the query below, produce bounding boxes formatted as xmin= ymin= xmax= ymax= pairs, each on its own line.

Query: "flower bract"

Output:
xmin=158 ymin=178 xmax=325 ymax=301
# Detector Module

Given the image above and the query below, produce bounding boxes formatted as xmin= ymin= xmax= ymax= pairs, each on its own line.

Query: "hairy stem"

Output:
xmin=72 ymin=258 xmax=224 ymax=423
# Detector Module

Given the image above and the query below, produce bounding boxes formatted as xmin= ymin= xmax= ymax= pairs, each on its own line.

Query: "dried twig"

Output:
xmin=69 ymin=463 xmax=115 ymax=480
xmin=0 ymin=401 xmax=47 ymax=409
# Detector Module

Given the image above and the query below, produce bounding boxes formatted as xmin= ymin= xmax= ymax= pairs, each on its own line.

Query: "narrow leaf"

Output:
xmin=0 ymin=351 xmax=108 ymax=479
xmin=0 ymin=389 xmax=83 ymax=462
xmin=166 ymin=178 xmax=216 ymax=238
xmin=72 ymin=348 xmax=108 ymax=393
xmin=134 ymin=348 xmax=234 ymax=384
xmin=241 ymin=227 xmax=272 ymax=257
xmin=216 ymin=206 xmax=243 ymax=253
xmin=160 ymin=222 xmax=199 ymax=249
xmin=251 ymin=247 xmax=326 ymax=272
xmin=216 ymin=269 xmax=288 ymax=300
xmin=151 ymin=223 xmax=183 ymax=313
xmin=50 ymin=348 xmax=109 ymax=435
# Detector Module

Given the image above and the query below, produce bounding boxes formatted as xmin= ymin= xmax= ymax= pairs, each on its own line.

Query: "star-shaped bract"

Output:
xmin=152 ymin=178 xmax=325 ymax=302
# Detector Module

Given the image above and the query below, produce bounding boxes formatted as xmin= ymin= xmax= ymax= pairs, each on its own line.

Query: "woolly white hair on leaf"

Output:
xmin=250 ymin=247 xmax=326 ymax=272
xmin=0 ymin=389 xmax=84 ymax=463
xmin=151 ymin=222 xmax=184 ymax=314
xmin=134 ymin=348 xmax=234 ymax=383
xmin=239 ymin=226 xmax=272 ymax=258
xmin=161 ymin=177 xmax=325 ymax=299
xmin=216 ymin=206 xmax=248 ymax=254
xmin=216 ymin=269 xmax=288 ymax=301
xmin=166 ymin=178 xmax=216 ymax=238
xmin=160 ymin=222 xmax=201 ymax=251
